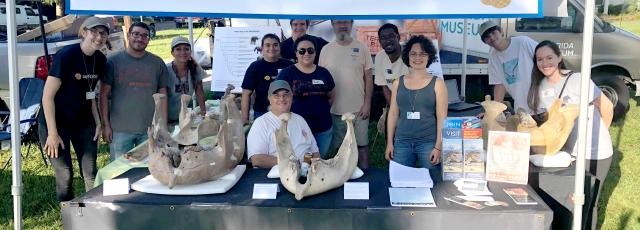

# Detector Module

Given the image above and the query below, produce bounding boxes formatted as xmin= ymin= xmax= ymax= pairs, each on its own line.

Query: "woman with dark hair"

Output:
xmin=39 ymin=17 xmax=108 ymax=201
xmin=277 ymin=35 xmax=335 ymax=158
xmin=385 ymin=35 xmax=447 ymax=173
xmin=241 ymin=33 xmax=294 ymax=124
xmin=527 ymin=40 xmax=613 ymax=229
xmin=167 ymin=36 xmax=206 ymax=123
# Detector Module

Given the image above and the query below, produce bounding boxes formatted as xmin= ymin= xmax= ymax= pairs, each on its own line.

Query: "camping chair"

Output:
xmin=1 ymin=78 xmax=47 ymax=170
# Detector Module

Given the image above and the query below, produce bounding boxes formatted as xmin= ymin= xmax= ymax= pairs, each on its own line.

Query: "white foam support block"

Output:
xmin=131 ymin=165 xmax=246 ymax=195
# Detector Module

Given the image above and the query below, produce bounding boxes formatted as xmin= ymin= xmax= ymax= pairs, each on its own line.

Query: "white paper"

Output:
xmin=389 ymin=187 xmax=436 ymax=207
xmin=454 ymin=179 xmax=493 ymax=196
xmin=344 ymin=182 xmax=369 ymax=200
xmin=389 ymin=160 xmax=433 ymax=188
xmin=103 ymin=178 xmax=130 ymax=196
xmin=252 ymin=183 xmax=278 ymax=199
xmin=211 ymin=26 xmax=281 ymax=93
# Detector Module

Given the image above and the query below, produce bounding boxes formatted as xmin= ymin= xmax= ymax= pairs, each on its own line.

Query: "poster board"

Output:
xmin=210 ymin=26 xmax=281 ymax=93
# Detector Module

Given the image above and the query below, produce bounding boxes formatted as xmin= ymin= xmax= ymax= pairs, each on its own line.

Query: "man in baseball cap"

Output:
xmin=479 ymin=20 xmax=538 ymax=114
xmin=171 ymin=36 xmax=190 ymax=49
xmin=247 ymin=79 xmax=320 ymax=168
xmin=80 ymin=16 xmax=110 ymax=35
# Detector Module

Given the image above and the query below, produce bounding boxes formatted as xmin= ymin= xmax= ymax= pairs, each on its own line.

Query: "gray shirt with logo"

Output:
xmin=104 ymin=50 xmax=169 ymax=133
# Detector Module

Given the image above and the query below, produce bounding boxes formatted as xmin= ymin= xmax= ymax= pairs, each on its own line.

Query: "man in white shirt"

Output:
xmin=247 ymin=80 xmax=320 ymax=168
xmin=479 ymin=20 xmax=538 ymax=114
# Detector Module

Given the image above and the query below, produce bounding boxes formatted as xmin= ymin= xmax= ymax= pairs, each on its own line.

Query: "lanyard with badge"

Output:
xmin=82 ymin=53 xmax=97 ymax=100
xmin=407 ymin=81 xmax=421 ymax=120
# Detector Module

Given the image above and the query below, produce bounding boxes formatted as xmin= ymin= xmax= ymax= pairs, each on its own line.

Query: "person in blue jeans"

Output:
xmin=278 ymin=35 xmax=335 ymax=158
xmin=385 ymin=35 xmax=447 ymax=179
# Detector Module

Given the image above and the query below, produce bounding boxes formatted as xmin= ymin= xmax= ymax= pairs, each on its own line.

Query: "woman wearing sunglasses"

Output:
xmin=277 ymin=35 xmax=336 ymax=158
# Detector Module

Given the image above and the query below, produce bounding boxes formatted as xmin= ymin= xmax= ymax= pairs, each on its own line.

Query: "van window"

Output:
xmin=516 ymin=4 xmax=579 ymax=32
xmin=15 ymin=8 xmax=20 ymax=14
xmin=1 ymin=7 xmax=5 ymax=14
xmin=25 ymin=8 xmax=37 ymax=16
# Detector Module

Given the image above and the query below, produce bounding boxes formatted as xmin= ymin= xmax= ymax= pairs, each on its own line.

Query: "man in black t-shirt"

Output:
xmin=280 ymin=20 xmax=328 ymax=64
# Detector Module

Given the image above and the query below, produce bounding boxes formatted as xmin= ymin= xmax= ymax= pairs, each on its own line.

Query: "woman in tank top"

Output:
xmin=385 ymin=35 xmax=448 ymax=171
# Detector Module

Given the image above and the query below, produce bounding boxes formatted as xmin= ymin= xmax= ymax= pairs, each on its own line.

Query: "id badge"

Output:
xmin=406 ymin=112 xmax=420 ymax=120
xmin=312 ymin=79 xmax=324 ymax=85
xmin=86 ymin=91 xmax=96 ymax=100
xmin=541 ymin=88 xmax=555 ymax=98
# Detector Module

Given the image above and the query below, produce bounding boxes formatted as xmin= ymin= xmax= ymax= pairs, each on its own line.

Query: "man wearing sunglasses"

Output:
xmin=100 ymin=22 xmax=169 ymax=161
xmin=280 ymin=20 xmax=328 ymax=64
xmin=319 ymin=20 xmax=373 ymax=169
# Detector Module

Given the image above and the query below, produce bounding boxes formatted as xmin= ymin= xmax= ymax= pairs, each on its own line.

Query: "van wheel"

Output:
xmin=592 ymin=73 xmax=630 ymax=122
xmin=149 ymin=24 xmax=157 ymax=39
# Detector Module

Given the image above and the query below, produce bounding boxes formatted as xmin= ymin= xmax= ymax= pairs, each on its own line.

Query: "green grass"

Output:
xmin=602 ymin=13 xmax=640 ymax=35
xmin=145 ymin=28 xmax=208 ymax=61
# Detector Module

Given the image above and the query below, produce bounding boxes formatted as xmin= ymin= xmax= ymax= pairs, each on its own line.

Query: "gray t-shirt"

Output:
xmin=166 ymin=62 xmax=206 ymax=121
xmin=537 ymin=72 xmax=613 ymax=160
xmin=104 ymin=50 xmax=169 ymax=133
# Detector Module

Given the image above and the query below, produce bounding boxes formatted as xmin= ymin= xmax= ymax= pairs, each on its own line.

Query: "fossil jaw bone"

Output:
xmin=147 ymin=93 xmax=244 ymax=188
xmin=276 ymin=113 xmax=358 ymax=200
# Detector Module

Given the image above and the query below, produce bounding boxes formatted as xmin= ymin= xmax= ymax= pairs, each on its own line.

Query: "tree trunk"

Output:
xmin=55 ymin=0 xmax=64 ymax=18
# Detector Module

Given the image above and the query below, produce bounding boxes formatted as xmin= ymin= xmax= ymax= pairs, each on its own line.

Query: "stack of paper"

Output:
xmin=389 ymin=160 xmax=433 ymax=188
xmin=389 ymin=187 xmax=436 ymax=207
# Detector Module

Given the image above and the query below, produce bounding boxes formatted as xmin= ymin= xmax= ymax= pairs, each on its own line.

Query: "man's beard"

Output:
xmin=336 ymin=32 xmax=350 ymax=41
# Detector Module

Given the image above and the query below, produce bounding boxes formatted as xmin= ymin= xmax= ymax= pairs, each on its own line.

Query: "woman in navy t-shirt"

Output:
xmin=38 ymin=17 xmax=108 ymax=201
xmin=278 ymin=35 xmax=335 ymax=158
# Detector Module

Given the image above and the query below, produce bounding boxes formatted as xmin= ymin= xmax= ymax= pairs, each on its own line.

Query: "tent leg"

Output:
xmin=38 ymin=143 xmax=47 ymax=167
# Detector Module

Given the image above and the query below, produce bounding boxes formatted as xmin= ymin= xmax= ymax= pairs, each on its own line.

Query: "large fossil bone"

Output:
xmin=147 ymin=92 xmax=244 ymax=188
xmin=276 ymin=113 xmax=358 ymax=200
xmin=480 ymin=95 xmax=580 ymax=155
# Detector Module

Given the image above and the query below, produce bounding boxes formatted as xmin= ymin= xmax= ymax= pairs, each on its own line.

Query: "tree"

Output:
xmin=42 ymin=0 xmax=64 ymax=19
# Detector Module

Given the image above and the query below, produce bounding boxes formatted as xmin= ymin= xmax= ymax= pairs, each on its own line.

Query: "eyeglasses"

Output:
xmin=130 ymin=32 xmax=150 ymax=40
xmin=297 ymin=47 xmax=315 ymax=55
xmin=409 ymin=52 xmax=429 ymax=58
xmin=87 ymin=28 xmax=108 ymax=38
xmin=271 ymin=92 xmax=291 ymax=100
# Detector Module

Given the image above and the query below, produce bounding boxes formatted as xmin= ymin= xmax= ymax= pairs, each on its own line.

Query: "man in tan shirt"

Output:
xmin=319 ymin=19 xmax=373 ymax=169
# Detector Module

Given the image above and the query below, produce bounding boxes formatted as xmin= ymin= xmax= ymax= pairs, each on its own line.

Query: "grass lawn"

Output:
xmin=2 ymin=19 xmax=640 ymax=229
xmin=602 ymin=13 xmax=640 ymax=35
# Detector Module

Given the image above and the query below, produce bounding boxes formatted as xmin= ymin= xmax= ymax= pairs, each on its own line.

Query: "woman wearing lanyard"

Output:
xmin=166 ymin=36 xmax=206 ymax=124
xmin=277 ymin=35 xmax=335 ymax=158
xmin=385 ymin=35 xmax=447 ymax=176
xmin=39 ymin=17 xmax=108 ymax=201
xmin=527 ymin=40 xmax=613 ymax=230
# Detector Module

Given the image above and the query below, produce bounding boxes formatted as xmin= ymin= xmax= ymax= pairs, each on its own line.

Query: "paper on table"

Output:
xmin=457 ymin=195 xmax=495 ymax=202
xmin=103 ymin=178 xmax=130 ymax=196
xmin=344 ymin=182 xmax=369 ymax=200
xmin=252 ymin=183 xmax=278 ymax=199
xmin=454 ymin=179 xmax=493 ymax=196
xmin=389 ymin=160 xmax=433 ymax=188
xmin=389 ymin=187 xmax=436 ymax=207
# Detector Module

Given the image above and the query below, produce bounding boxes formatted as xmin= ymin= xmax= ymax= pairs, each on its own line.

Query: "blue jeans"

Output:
xmin=314 ymin=127 xmax=333 ymax=159
xmin=109 ymin=132 xmax=148 ymax=161
xmin=393 ymin=138 xmax=442 ymax=182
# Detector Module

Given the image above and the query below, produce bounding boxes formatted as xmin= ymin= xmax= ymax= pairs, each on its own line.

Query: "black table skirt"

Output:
xmin=62 ymin=167 xmax=552 ymax=230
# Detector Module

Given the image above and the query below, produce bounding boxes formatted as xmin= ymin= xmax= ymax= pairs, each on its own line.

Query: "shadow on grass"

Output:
xmin=617 ymin=210 xmax=635 ymax=230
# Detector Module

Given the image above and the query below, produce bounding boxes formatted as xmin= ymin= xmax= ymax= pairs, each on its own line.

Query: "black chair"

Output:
xmin=1 ymin=78 xmax=47 ymax=170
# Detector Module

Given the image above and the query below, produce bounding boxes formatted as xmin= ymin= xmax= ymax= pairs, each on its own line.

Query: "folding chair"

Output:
xmin=1 ymin=78 xmax=47 ymax=170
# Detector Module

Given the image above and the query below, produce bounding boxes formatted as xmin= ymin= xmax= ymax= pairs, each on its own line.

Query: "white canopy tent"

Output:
xmin=6 ymin=0 xmax=595 ymax=229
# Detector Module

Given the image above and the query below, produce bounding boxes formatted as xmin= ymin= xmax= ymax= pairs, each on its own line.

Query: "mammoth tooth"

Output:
xmin=276 ymin=113 xmax=358 ymax=200
xmin=517 ymin=99 xmax=580 ymax=155
xmin=147 ymin=93 xmax=245 ymax=188
xmin=481 ymin=95 xmax=508 ymax=149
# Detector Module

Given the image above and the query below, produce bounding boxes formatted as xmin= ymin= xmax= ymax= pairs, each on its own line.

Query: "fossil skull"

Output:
xmin=147 ymin=92 xmax=245 ymax=188
xmin=480 ymin=95 xmax=580 ymax=155
xmin=276 ymin=113 xmax=358 ymax=200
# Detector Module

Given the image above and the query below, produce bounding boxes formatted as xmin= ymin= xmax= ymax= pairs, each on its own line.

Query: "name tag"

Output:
xmin=541 ymin=88 xmax=555 ymax=98
xmin=86 ymin=91 xmax=96 ymax=100
xmin=312 ymin=79 xmax=324 ymax=85
xmin=407 ymin=112 xmax=420 ymax=120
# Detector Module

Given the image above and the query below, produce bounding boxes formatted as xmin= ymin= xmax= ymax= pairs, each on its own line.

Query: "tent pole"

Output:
xmin=573 ymin=0 xmax=596 ymax=228
xmin=461 ymin=19 xmax=468 ymax=100
xmin=6 ymin=0 xmax=23 ymax=229
xmin=188 ymin=17 xmax=194 ymax=47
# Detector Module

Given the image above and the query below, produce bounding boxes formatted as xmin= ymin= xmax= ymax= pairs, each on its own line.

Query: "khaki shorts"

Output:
xmin=331 ymin=114 xmax=369 ymax=149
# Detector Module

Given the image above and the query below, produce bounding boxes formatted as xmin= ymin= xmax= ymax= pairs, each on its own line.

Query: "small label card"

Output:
xmin=252 ymin=183 xmax=278 ymax=199
xmin=103 ymin=178 xmax=130 ymax=196
xmin=344 ymin=182 xmax=369 ymax=200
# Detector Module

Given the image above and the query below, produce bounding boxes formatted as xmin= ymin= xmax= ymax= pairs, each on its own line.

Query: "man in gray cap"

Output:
xmin=247 ymin=80 xmax=320 ymax=168
xmin=479 ymin=20 xmax=538 ymax=114
xmin=100 ymin=21 xmax=169 ymax=161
